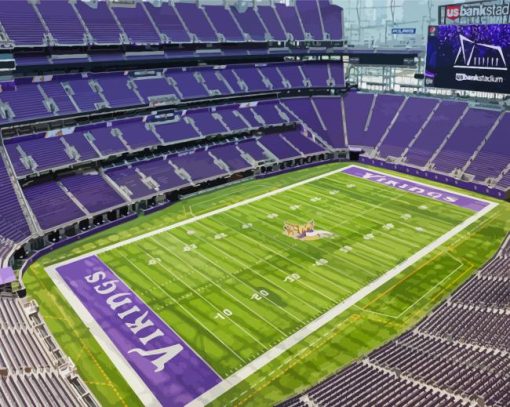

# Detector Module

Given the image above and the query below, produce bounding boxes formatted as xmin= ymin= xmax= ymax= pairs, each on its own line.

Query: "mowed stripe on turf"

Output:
xmin=97 ymin=170 xmax=472 ymax=376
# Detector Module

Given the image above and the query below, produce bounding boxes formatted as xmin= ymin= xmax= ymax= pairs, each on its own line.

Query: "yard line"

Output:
xmin=282 ymin=187 xmax=428 ymax=249
xmin=162 ymin=232 xmax=289 ymax=338
xmin=117 ymin=251 xmax=247 ymax=365
xmin=294 ymin=182 xmax=452 ymax=235
xmin=224 ymin=206 xmax=387 ymax=289
xmin=216 ymin=212 xmax=347 ymax=301
xmin=266 ymin=195 xmax=408 ymax=270
xmin=146 ymin=237 xmax=270 ymax=351
xmin=314 ymin=176 xmax=469 ymax=222
xmin=192 ymin=221 xmax=320 ymax=321
xmin=187 ymin=200 xmax=498 ymax=406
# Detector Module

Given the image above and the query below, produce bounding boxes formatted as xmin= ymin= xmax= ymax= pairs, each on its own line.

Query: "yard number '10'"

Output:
xmin=214 ymin=309 xmax=233 ymax=320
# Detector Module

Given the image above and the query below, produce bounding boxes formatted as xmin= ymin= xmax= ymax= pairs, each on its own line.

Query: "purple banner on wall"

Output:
xmin=342 ymin=166 xmax=489 ymax=212
xmin=56 ymin=256 xmax=221 ymax=406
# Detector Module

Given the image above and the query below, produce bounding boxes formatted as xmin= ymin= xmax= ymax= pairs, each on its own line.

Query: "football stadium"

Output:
xmin=0 ymin=0 xmax=509 ymax=406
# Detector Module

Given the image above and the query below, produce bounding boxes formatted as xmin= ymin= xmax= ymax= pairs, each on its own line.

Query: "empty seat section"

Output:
xmin=259 ymin=135 xmax=301 ymax=160
xmin=362 ymin=94 xmax=405 ymax=147
xmin=198 ymin=69 xmax=232 ymax=95
xmin=0 ymin=155 xmax=30 ymax=243
xmin=66 ymin=78 xmax=104 ymax=112
xmin=217 ymin=109 xmax=249 ymax=131
xmin=168 ymin=71 xmax=208 ymax=99
xmin=137 ymin=158 xmax=188 ymax=191
xmin=379 ymin=97 xmax=438 ymax=159
xmin=284 ymin=131 xmax=325 ymax=155
xmin=144 ymin=3 xmax=190 ymax=43
xmin=87 ymin=127 xmax=127 ymax=156
xmin=111 ymin=3 xmax=160 ymax=44
xmin=204 ymin=5 xmax=244 ymax=42
xmin=405 ymin=101 xmax=467 ymax=166
xmin=174 ymin=3 xmax=218 ymax=42
xmin=278 ymin=64 xmax=306 ymax=88
xmin=275 ymin=4 xmax=305 ymax=41
xmin=210 ymin=143 xmax=252 ymax=172
xmin=218 ymin=69 xmax=245 ymax=93
xmin=302 ymin=63 xmax=329 ymax=87
xmin=343 ymin=92 xmax=373 ymax=145
xmin=230 ymin=6 xmax=267 ymax=42
xmin=257 ymin=5 xmax=287 ymax=41
xmin=60 ymin=173 xmax=125 ymax=213
xmin=312 ymin=97 xmax=345 ymax=148
xmin=65 ymin=132 xmax=98 ymax=162
xmin=188 ymin=111 xmax=226 ymax=135
xmin=234 ymin=66 xmax=268 ymax=92
xmin=5 ymin=136 xmax=73 ymax=175
xmin=466 ymin=113 xmax=510 ymax=181
xmin=23 ymin=181 xmax=85 ymax=230
xmin=152 ymin=118 xmax=200 ymax=144
xmin=106 ymin=166 xmax=153 ymax=199
xmin=96 ymin=75 xmax=140 ymax=108
xmin=283 ymin=98 xmax=324 ymax=136
xmin=0 ymin=1 xmax=46 ymax=46
xmin=0 ymin=85 xmax=48 ymax=122
xmin=119 ymin=121 xmax=159 ymax=150
xmin=39 ymin=81 xmax=76 ymax=115
xmin=329 ymin=63 xmax=345 ymax=86
xmin=137 ymin=158 xmax=189 ymax=191
xmin=37 ymin=1 xmax=85 ymax=45
xmin=76 ymin=1 xmax=122 ymax=44
xmin=296 ymin=0 xmax=324 ymax=40
xmin=171 ymin=150 xmax=226 ymax=181
xmin=237 ymin=139 xmax=268 ymax=162
xmin=318 ymin=1 xmax=343 ymax=40
xmin=432 ymin=108 xmax=500 ymax=174
xmin=134 ymin=77 xmax=178 ymax=102
xmin=251 ymin=102 xmax=287 ymax=125
xmin=261 ymin=65 xmax=286 ymax=90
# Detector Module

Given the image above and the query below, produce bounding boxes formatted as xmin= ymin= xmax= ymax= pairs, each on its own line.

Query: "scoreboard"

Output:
xmin=425 ymin=24 xmax=510 ymax=93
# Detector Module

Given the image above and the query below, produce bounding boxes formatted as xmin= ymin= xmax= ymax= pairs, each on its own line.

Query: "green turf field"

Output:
xmin=98 ymin=166 xmax=473 ymax=377
xmin=22 ymin=162 xmax=510 ymax=406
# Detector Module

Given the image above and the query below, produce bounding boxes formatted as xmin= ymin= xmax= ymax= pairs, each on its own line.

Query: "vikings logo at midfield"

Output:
xmin=283 ymin=220 xmax=334 ymax=241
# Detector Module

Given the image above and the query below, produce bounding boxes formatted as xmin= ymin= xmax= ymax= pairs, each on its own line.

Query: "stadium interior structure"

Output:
xmin=0 ymin=0 xmax=508 ymax=406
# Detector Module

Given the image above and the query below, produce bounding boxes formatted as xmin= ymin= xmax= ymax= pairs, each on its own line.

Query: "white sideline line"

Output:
xmin=43 ymin=164 xmax=496 ymax=407
xmin=187 ymin=200 xmax=498 ymax=406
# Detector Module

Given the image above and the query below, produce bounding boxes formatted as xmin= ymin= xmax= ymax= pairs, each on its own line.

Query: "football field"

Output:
xmin=44 ymin=164 xmax=498 ymax=406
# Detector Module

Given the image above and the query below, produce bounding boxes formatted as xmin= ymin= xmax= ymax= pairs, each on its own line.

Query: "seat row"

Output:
xmin=0 ymin=0 xmax=342 ymax=48
xmin=0 ymin=61 xmax=344 ymax=125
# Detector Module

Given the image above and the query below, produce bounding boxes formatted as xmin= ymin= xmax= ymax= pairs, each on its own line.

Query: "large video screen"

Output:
xmin=425 ymin=24 xmax=510 ymax=93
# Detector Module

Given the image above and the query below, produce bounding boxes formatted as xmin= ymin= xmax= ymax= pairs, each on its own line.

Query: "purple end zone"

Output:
xmin=56 ymin=256 xmax=221 ymax=406
xmin=342 ymin=166 xmax=490 ymax=212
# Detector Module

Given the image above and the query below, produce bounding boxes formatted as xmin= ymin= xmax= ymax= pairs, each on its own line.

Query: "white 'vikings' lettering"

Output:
xmin=94 ymin=279 xmax=119 ymax=295
xmin=84 ymin=273 xmax=183 ymax=373
xmin=85 ymin=271 xmax=106 ymax=283
xmin=106 ymin=292 xmax=131 ymax=310
xmin=126 ymin=311 xmax=154 ymax=334
xmin=358 ymin=171 xmax=459 ymax=204
xmin=128 ymin=344 xmax=184 ymax=373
